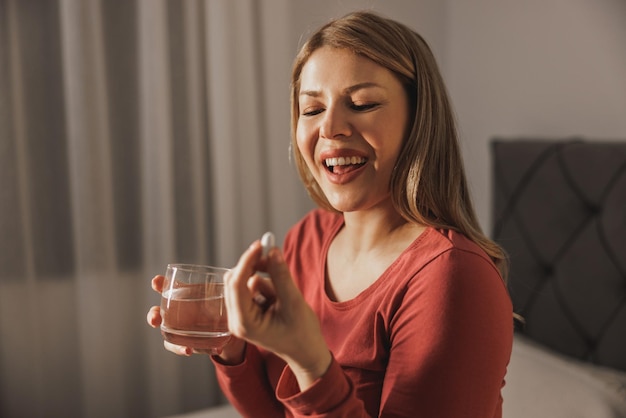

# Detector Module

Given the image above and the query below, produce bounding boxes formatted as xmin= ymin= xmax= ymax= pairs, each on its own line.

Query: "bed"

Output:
xmin=492 ymin=139 xmax=626 ymax=417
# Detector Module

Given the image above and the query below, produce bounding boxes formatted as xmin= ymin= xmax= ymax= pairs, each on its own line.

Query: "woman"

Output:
xmin=148 ymin=11 xmax=512 ymax=417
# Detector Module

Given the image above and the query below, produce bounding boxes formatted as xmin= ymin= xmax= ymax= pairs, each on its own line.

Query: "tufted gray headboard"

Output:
xmin=491 ymin=139 xmax=626 ymax=372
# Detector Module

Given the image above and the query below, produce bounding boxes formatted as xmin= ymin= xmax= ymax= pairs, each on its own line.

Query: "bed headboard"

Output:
xmin=491 ymin=139 xmax=626 ymax=372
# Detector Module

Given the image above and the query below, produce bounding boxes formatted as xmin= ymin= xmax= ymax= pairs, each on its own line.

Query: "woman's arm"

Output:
xmin=212 ymin=344 xmax=285 ymax=418
xmin=379 ymin=249 xmax=513 ymax=417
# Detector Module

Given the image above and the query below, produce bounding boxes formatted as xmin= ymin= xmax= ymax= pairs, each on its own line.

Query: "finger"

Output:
xmin=247 ymin=275 xmax=277 ymax=307
xmin=164 ymin=340 xmax=192 ymax=356
xmin=192 ymin=347 xmax=221 ymax=356
xmin=266 ymin=248 xmax=299 ymax=302
xmin=224 ymin=242 xmax=265 ymax=336
xmin=147 ymin=306 xmax=162 ymax=327
xmin=151 ymin=275 xmax=165 ymax=293
xmin=226 ymin=242 xmax=264 ymax=302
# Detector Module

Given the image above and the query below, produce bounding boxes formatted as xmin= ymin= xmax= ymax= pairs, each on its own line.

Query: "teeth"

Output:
xmin=324 ymin=156 xmax=366 ymax=167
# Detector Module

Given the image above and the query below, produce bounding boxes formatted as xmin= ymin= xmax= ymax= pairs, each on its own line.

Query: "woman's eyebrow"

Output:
xmin=299 ymin=82 xmax=384 ymax=97
xmin=344 ymin=82 xmax=383 ymax=94
xmin=299 ymin=89 xmax=321 ymax=98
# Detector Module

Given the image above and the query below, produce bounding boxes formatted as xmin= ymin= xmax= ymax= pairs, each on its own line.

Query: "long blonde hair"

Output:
xmin=290 ymin=11 xmax=508 ymax=278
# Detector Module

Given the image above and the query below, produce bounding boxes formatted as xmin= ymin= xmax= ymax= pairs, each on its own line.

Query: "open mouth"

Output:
xmin=324 ymin=156 xmax=367 ymax=174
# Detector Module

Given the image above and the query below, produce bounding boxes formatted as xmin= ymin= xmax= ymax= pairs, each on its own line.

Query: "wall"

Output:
xmin=445 ymin=0 xmax=626 ymax=232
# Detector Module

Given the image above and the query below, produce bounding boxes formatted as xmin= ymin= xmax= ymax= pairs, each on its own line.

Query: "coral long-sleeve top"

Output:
xmin=213 ymin=209 xmax=513 ymax=417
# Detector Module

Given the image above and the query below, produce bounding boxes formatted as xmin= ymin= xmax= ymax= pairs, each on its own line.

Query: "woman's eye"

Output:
xmin=301 ymin=108 xmax=324 ymax=117
xmin=351 ymin=103 xmax=379 ymax=112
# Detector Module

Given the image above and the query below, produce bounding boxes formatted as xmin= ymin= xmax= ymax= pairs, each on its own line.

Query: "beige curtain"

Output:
xmin=0 ymin=0 xmax=308 ymax=417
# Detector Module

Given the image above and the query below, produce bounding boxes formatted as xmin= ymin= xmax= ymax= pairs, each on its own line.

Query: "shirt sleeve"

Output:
xmin=276 ymin=356 xmax=368 ymax=418
xmin=212 ymin=344 xmax=285 ymax=418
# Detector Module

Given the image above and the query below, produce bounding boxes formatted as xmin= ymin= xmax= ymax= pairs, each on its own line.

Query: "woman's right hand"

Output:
xmin=146 ymin=275 xmax=247 ymax=363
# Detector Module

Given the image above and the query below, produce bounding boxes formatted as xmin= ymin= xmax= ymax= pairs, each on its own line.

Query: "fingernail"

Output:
xmin=254 ymin=293 xmax=267 ymax=305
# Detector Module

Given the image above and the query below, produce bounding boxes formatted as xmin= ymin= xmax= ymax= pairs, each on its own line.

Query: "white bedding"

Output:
xmin=503 ymin=335 xmax=626 ymax=418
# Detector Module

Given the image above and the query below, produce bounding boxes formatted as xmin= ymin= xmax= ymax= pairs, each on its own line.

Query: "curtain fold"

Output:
xmin=0 ymin=0 xmax=309 ymax=416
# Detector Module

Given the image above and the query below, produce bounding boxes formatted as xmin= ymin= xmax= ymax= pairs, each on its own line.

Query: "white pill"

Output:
xmin=261 ymin=232 xmax=275 ymax=257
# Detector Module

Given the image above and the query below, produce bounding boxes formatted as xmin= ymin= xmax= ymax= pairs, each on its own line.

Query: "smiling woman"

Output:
xmin=147 ymin=10 xmax=513 ymax=418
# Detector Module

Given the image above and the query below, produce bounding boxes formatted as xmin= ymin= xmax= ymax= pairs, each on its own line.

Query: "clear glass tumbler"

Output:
xmin=160 ymin=264 xmax=231 ymax=351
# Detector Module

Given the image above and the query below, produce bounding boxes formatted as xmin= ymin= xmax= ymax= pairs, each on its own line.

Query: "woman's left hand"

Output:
xmin=225 ymin=240 xmax=332 ymax=390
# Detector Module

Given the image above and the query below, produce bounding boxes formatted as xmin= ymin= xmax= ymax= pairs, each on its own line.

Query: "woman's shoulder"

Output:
xmin=416 ymin=228 xmax=496 ymax=266
xmin=396 ymin=228 xmax=504 ymax=287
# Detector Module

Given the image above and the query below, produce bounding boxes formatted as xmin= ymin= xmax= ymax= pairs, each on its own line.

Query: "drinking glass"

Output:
xmin=160 ymin=264 xmax=231 ymax=351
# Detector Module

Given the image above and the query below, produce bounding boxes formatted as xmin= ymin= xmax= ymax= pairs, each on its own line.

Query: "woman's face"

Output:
xmin=296 ymin=46 xmax=410 ymax=214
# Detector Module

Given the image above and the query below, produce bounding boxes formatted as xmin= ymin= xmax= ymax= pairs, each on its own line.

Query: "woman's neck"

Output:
xmin=339 ymin=205 xmax=423 ymax=255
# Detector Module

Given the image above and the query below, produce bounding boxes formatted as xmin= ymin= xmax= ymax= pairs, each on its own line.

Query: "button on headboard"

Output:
xmin=491 ymin=139 xmax=626 ymax=371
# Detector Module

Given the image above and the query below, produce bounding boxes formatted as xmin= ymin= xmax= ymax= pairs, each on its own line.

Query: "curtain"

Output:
xmin=0 ymin=0 xmax=309 ymax=417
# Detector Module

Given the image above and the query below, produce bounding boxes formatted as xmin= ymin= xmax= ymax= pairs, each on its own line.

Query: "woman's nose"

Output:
xmin=320 ymin=106 xmax=352 ymax=139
